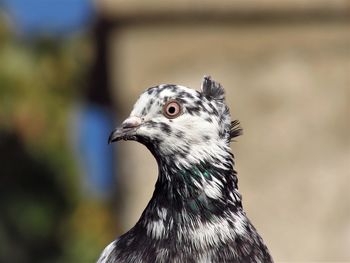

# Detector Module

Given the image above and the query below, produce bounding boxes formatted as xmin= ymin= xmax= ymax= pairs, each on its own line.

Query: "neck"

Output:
xmin=138 ymin=145 xmax=242 ymax=229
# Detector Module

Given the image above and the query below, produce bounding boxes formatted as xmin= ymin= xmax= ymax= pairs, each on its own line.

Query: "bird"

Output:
xmin=98 ymin=76 xmax=273 ymax=263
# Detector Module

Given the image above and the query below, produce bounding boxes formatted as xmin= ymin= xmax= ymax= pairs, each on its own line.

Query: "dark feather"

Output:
xmin=229 ymin=120 xmax=243 ymax=141
xmin=201 ymin=75 xmax=225 ymax=101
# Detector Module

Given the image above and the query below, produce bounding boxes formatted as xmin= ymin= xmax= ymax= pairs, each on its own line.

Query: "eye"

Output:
xmin=163 ymin=100 xmax=182 ymax=119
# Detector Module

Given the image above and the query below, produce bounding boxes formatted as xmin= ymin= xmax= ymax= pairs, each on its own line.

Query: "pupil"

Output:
xmin=168 ymin=106 xmax=176 ymax=114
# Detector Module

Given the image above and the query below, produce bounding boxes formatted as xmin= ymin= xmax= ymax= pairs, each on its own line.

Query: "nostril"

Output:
xmin=122 ymin=116 xmax=142 ymax=129
xmin=122 ymin=123 xmax=136 ymax=129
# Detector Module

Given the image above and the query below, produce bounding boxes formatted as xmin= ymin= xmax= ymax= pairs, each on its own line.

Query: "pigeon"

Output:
xmin=98 ymin=76 xmax=273 ymax=263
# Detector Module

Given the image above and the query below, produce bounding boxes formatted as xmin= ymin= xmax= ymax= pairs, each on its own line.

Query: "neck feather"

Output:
xmin=139 ymin=144 xmax=242 ymax=226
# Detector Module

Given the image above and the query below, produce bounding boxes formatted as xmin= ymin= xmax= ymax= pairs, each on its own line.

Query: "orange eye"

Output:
xmin=163 ymin=100 xmax=182 ymax=119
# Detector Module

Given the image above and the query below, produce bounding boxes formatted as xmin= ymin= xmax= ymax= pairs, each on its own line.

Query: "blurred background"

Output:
xmin=0 ymin=0 xmax=349 ymax=262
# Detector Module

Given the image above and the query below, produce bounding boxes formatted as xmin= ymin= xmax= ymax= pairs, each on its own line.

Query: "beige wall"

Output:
xmin=106 ymin=12 xmax=350 ymax=262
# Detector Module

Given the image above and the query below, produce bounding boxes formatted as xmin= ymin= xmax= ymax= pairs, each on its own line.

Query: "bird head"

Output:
xmin=109 ymin=76 xmax=242 ymax=168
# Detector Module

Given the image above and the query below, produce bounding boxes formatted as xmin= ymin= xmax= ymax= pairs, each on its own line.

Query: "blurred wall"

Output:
xmin=98 ymin=1 xmax=350 ymax=261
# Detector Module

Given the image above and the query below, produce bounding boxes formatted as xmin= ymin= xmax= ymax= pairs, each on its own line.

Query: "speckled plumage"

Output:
xmin=99 ymin=76 xmax=273 ymax=263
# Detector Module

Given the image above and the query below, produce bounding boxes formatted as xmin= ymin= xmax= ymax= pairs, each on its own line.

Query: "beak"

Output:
xmin=108 ymin=116 xmax=142 ymax=144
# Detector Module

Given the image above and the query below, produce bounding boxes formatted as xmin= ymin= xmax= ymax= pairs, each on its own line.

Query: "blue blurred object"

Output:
xmin=70 ymin=104 xmax=116 ymax=199
xmin=3 ymin=0 xmax=95 ymax=36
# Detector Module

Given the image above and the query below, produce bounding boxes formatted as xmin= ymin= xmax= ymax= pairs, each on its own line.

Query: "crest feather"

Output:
xmin=229 ymin=120 xmax=243 ymax=141
xmin=201 ymin=75 xmax=225 ymax=100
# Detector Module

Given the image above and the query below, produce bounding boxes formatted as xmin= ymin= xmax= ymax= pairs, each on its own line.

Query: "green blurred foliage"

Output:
xmin=0 ymin=18 xmax=115 ymax=262
xmin=0 ymin=20 xmax=87 ymax=152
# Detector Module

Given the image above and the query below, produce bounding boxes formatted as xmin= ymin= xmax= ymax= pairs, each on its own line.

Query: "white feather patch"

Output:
xmin=97 ymin=240 xmax=116 ymax=263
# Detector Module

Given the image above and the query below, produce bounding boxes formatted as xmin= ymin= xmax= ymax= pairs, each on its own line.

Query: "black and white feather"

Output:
xmin=100 ymin=76 xmax=273 ymax=263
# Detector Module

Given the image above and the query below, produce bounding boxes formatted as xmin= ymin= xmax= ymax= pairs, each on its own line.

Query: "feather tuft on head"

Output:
xmin=229 ymin=120 xmax=243 ymax=141
xmin=201 ymin=75 xmax=225 ymax=101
